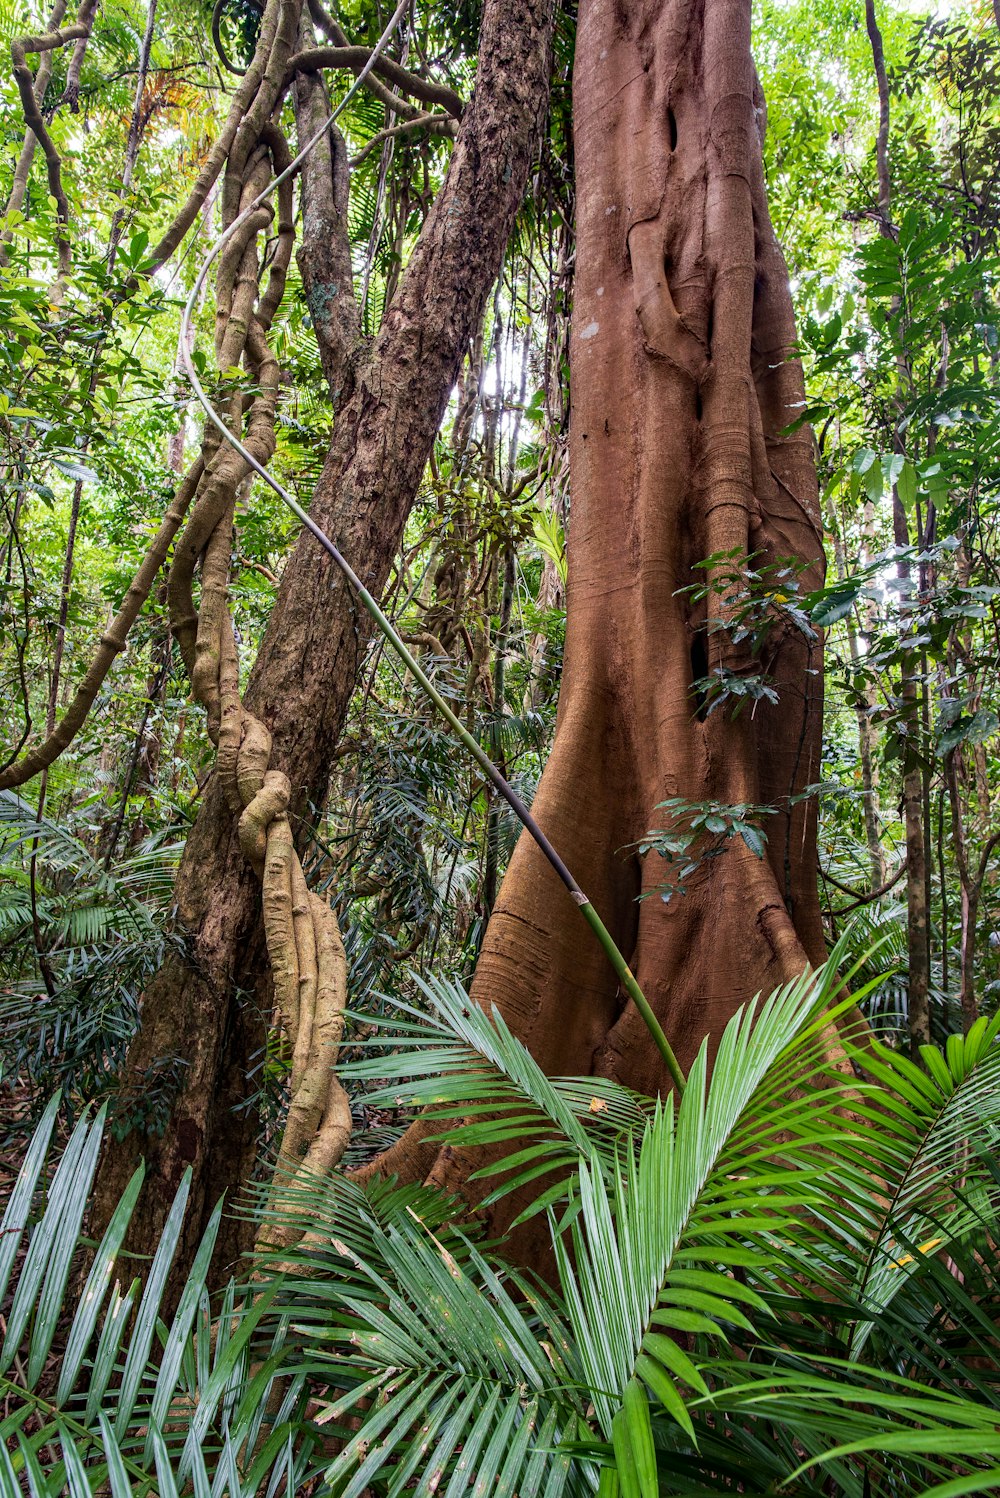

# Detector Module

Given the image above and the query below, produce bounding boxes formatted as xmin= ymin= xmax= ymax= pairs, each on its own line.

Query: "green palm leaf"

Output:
xmin=260 ymin=1173 xmax=590 ymax=1497
xmin=343 ymin=971 xmax=651 ymax=1215
xmin=0 ymin=1105 xmax=315 ymax=1495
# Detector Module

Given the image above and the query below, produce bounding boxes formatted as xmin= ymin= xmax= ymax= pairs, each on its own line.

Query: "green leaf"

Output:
xmin=635 ymin=1352 xmax=695 ymax=1439
xmin=936 ymin=709 xmax=999 ymax=757
xmin=114 ymin=1170 xmax=191 ymax=1440
xmin=2 ymin=1109 xmax=98 ymax=1375
xmin=0 ymin=1095 xmax=60 ymax=1311
xmin=641 ymin=1332 xmax=708 ymax=1397
xmin=897 ymin=458 xmax=919 ymax=509
xmin=128 ymin=229 xmax=150 ymax=266
xmin=738 ymin=824 xmax=766 ymax=858
xmin=57 ymin=1163 xmax=145 ymax=1402
xmin=810 ymin=583 xmax=860 ymax=627
xmin=51 ymin=457 xmax=99 ymax=484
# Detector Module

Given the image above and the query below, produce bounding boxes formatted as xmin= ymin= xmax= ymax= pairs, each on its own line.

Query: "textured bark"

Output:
xmin=367 ymin=0 xmax=835 ymax=1220
xmin=91 ymin=0 xmax=554 ymax=1276
xmin=865 ymin=0 xmax=930 ymax=1049
xmin=832 ymin=528 xmax=885 ymax=886
xmin=292 ymin=31 xmax=359 ymax=398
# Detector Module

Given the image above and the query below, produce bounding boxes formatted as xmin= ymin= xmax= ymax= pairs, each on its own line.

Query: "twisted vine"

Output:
xmin=4 ymin=0 xmax=685 ymax=1248
xmin=161 ymin=0 xmax=359 ymax=1246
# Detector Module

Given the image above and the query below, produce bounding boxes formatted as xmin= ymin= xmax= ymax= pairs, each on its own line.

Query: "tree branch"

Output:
xmin=1 ymin=0 xmax=68 ymax=263
xmin=292 ymin=20 xmax=361 ymax=400
xmin=349 ymin=111 xmax=455 ymax=168
xmin=10 ymin=18 xmax=89 ymax=276
xmin=289 ymin=17 xmax=463 ymax=118
xmin=822 ymin=858 xmax=907 ymax=912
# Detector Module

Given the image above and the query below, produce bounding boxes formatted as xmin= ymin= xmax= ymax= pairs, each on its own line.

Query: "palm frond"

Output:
xmin=342 ymin=971 xmax=652 ymax=1215
xmin=0 ymin=1102 xmax=316 ymax=1494
xmin=546 ymin=950 xmax=1000 ymax=1496
xmin=552 ymin=962 xmax=842 ymax=1450
xmin=760 ymin=1009 xmax=1000 ymax=1378
xmin=240 ymin=939 xmax=1000 ymax=1496
xmin=258 ymin=1173 xmax=591 ymax=1498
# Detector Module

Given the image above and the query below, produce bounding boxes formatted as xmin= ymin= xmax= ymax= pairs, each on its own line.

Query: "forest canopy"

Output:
xmin=2 ymin=0 xmax=1000 ymax=1491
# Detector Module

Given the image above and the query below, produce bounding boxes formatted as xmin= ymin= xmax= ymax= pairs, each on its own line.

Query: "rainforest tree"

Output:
xmin=368 ymin=0 xmax=837 ymax=1228
xmin=2 ymin=0 xmax=1000 ymax=1282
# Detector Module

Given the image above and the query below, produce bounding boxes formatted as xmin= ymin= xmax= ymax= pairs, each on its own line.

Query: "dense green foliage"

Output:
xmin=2 ymin=0 xmax=1000 ymax=1489
xmin=2 ymin=948 xmax=1000 ymax=1493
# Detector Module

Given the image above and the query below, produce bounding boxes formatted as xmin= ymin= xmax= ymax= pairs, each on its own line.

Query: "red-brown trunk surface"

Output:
xmin=369 ymin=0 xmax=831 ymax=1218
xmin=91 ymin=0 xmax=554 ymax=1275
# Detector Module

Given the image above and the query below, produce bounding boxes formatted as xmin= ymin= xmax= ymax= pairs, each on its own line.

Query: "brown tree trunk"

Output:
xmin=368 ymin=0 xmax=834 ymax=1224
xmin=91 ymin=0 xmax=554 ymax=1276
xmin=831 ymin=527 xmax=886 ymax=887
xmin=864 ymin=0 xmax=931 ymax=1050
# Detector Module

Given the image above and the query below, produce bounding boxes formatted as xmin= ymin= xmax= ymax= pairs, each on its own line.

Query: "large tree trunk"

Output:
xmin=369 ymin=0 xmax=831 ymax=1219
xmin=92 ymin=0 xmax=554 ymax=1275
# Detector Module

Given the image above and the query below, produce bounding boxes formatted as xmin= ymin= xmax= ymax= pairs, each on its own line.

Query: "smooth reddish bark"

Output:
xmin=367 ymin=0 xmax=835 ymax=1225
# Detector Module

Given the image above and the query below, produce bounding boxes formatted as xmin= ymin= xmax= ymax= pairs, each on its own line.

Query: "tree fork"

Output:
xmin=362 ymin=0 xmax=855 ymax=1248
xmin=91 ymin=0 xmax=557 ymax=1279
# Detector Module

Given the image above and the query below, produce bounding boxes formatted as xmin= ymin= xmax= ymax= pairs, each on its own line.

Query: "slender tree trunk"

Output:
xmin=832 ymin=529 xmax=885 ymax=885
xmin=946 ymin=751 xmax=1000 ymax=1033
xmin=865 ymin=0 xmax=930 ymax=1048
xmin=484 ymin=547 xmax=515 ymax=916
xmin=91 ymin=0 xmax=554 ymax=1276
xmin=366 ymin=0 xmax=844 ymax=1242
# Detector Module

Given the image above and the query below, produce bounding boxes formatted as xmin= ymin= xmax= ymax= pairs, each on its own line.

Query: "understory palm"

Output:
xmin=0 ymin=790 xmax=181 ymax=1126
xmin=2 ymin=940 xmax=999 ymax=1494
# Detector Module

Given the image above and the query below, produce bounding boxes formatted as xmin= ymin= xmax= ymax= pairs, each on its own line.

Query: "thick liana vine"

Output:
xmin=178 ymin=0 xmax=685 ymax=1118
xmin=3 ymin=0 xmax=684 ymax=1250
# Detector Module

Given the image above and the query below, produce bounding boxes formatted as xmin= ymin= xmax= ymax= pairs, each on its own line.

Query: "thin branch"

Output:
xmin=975 ymin=828 xmax=1000 ymax=895
xmin=822 ymin=858 xmax=907 ymax=912
xmin=349 ymin=111 xmax=455 ymax=168
xmin=289 ymin=35 xmax=463 ymax=119
xmin=10 ymin=19 xmax=90 ymax=277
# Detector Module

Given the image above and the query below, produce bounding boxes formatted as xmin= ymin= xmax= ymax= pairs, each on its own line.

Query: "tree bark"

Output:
xmin=865 ymin=0 xmax=930 ymax=1048
xmin=831 ymin=526 xmax=886 ymax=887
xmin=367 ymin=0 xmax=837 ymax=1229
xmin=91 ymin=0 xmax=554 ymax=1276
